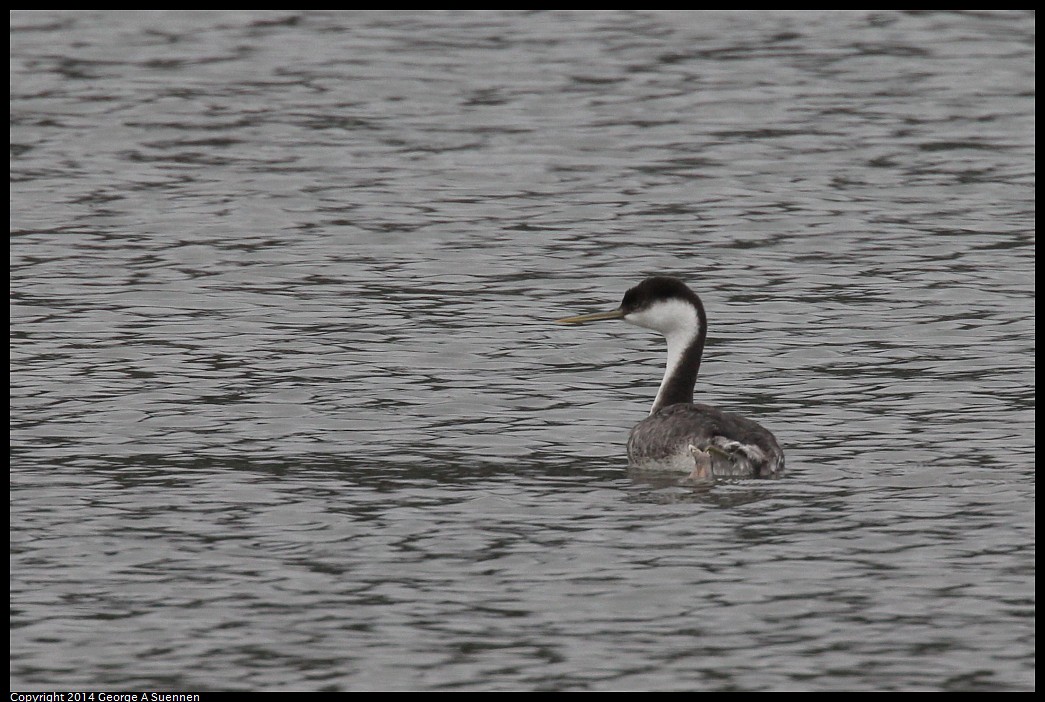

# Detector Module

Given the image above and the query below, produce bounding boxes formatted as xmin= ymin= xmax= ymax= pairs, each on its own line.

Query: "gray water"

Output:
xmin=9 ymin=10 xmax=1035 ymax=692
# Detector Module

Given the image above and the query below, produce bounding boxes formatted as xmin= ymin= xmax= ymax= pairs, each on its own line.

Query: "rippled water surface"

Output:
xmin=10 ymin=10 xmax=1034 ymax=691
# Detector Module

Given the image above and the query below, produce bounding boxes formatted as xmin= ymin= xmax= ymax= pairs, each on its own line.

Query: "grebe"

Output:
xmin=555 ymin=276 xmax=784 ymax=478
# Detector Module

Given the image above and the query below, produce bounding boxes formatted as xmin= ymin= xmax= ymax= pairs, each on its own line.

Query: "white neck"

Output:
xmin=623 ymin=299 xmax=702 ymax=415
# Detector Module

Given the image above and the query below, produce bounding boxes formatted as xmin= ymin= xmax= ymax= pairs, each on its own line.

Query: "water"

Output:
xmin=10 ymin=10 xmax=1034 ymax=691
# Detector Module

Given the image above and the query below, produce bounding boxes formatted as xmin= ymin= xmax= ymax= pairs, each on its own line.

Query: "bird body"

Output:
xmin=629 ymin=403 xmax=783 ymax=476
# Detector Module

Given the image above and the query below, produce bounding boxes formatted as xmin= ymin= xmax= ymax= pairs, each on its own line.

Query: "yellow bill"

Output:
xmin=554 ymin=308 xmax=625 ymax=325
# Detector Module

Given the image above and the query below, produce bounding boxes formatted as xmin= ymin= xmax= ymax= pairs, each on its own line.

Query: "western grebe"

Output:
xmin=555 ymin=276 xmax=784 ymax=478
